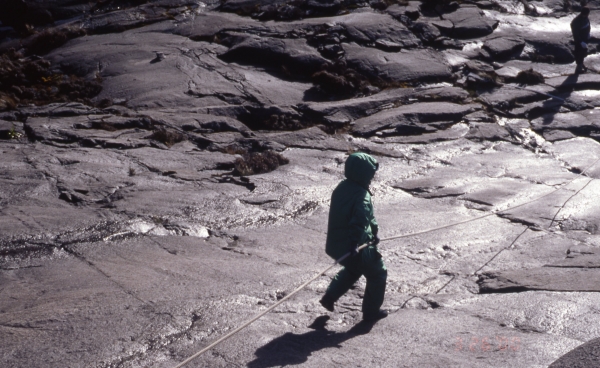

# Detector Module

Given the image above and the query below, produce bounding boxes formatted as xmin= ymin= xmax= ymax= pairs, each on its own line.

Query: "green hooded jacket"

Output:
xmin=325 ymin=152 xmax=379 ymax=260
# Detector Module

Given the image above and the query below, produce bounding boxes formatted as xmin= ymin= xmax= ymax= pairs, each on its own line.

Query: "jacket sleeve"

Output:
xmin=371 ymin=215 xmax=379 ymax=237
xmin=348 ymin=191 xmax=374 ymax=246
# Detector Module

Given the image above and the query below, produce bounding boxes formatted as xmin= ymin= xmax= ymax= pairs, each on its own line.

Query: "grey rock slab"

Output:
xmin=550 ymin=247 xmax=600 ymax=268
xmin=500 ymin=60 xmax=575 ymax=79
xmin=461 ymin=178 xmax=543 ymax=208
xmin=547 ymin=137 xmax=600 ymax=178
xmin=25 ymin=116 xmax=90 ymax=145
xmin=142 ymin=111 xmax=250 ymax=133
xmin=477 ymin=84 xmax=555 ymax=109
xmin=411 ymin=85 xmax=470 ymax=103
xmin=352 ymin=102 xmax=478 ymax=136
xmin=298 ymin=88 xmax=415 ymax=124
xmin=48 ymin=31 xmax=243 ymax=109
xmin=545 ymin=73 xmax=600 ymax=90
xmin=448 ymin=141 xmax=575 ymax=186
xmin=126 ymin=146 xmax=237 ymax=174
xmin=391 ymin=166 xmax=470 ymax=198
xmin=478 ymin=267 xmax=600 ymax=292
xmin=82 ymin=5 xmax=168 ymax=34
xmin=543 ymin=129 xmax=578 ymax=142
xmin=440 ymin=5 xmax=498 ymax=39
xmin=0 ymin=255 xmax=155 ymax=367
xmin=464 ymin=122 xmax=516 ymax=142
xmin=344 ymin=43 xmax=452 ymax=84
xmin=430 ymin=291 xmax=600 ymax=343
xmin=171 ymin=11 xmax=265 ymax=40
xmin=19 ymin=102 xmax=99 ymax=118
xmin=341 ymin=12 xmax=421 ymax=48
xmin=24 ymin=115 xmax=154 ymax=148
xmin=531 ymin=109 xmax=600 ymax=135
xmin=219 ymin=34 xmax=329 ymax=75
xmin=482 ymin=36 xmax=525 ymax=60
xmin=263 ymin=126 xmax=352 ymax=151
xmin=375 ymin=123 xmax=469 ymax=144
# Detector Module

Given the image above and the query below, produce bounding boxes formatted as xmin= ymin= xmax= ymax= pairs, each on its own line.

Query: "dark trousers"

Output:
xmin=574 ymin=43 xmax=588 ymax=66
xmin=325 ymin=245 xmax=387 ymax=319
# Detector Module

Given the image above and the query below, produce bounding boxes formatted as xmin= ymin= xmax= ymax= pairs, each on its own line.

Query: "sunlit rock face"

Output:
xmin=3 ymin=0 xmax=600 ymax=367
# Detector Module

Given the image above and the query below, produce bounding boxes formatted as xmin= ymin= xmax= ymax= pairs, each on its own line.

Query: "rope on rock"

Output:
xmin=174 ymin=156 xmax=600 ymax=367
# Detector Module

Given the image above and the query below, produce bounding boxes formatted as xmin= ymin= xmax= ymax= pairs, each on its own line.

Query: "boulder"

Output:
xmin=483 ymin=36 xmax=525 ymax=60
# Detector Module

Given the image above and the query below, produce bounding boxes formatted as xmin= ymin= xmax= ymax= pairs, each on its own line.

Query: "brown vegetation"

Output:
xmin=234 ymin=151 xmax=290 ymax=176
xmin=0 ymin=49 xmax=102 ymax=111
xmin=515 ymin=68 xmax=545 ymax=85
xmin=150 ymin=128 xmax=186 ymax=147
xmin=27 ymin=26 xmax=86 ymax=56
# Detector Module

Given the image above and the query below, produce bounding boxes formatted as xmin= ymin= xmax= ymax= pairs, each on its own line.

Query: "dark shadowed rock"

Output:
xmin=352 ymin=102 xmax=478 ymax=136
xmin=0 ymin=120 xmax=23 ymax=139
xmin=344 ymin=44 xmax=452 ymax=84
xmin=409 ymin=20 xmax=442 ymax=42
xmin=522 ymin=34 xmax=574 ymax=63
xmin=550 ymin=337 xmax=600 ymax=368
xmin=440 ymin=5 xmax=498 ymax=39
xmin=220 ymin=34 xmax=329 ymax=75
xmin=386 ymin=2 xmax=421 ymax=20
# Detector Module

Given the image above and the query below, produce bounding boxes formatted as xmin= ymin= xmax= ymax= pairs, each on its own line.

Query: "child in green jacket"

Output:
xmin=320 ymin=152 xmax=387 ymax=321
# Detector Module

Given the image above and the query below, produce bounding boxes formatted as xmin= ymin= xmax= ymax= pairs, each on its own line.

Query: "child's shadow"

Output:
xmin=247 ymin=315 xmax=375 ymax=368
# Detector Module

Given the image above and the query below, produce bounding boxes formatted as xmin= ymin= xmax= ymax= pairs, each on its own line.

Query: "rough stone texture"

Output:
xmin=4 ymin=1 xmax=600 ymax=367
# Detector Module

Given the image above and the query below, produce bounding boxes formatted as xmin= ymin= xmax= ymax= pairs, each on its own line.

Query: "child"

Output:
xmin=320 ymin=152 xmax=388 ymax=321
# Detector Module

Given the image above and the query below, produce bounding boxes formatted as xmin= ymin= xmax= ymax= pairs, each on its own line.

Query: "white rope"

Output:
xmin=174 ymin=156 xmax=600 ymax=367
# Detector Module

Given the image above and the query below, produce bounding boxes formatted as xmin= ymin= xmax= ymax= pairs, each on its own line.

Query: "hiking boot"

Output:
xmin=319 ymin=295 xmax=335 ymax=312
xmin=363 ymin=309 xmax=388 ymax=322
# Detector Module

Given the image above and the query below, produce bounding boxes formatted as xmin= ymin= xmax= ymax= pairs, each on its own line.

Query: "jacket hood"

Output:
xmin=344 ymin=152 xmax=378 ymax=188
